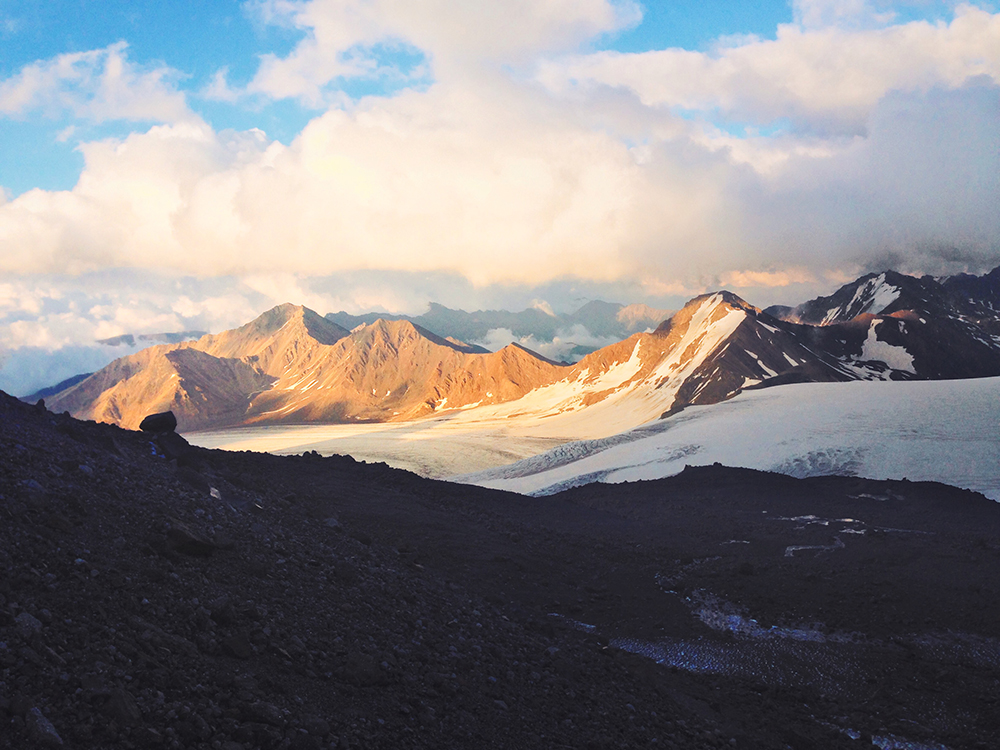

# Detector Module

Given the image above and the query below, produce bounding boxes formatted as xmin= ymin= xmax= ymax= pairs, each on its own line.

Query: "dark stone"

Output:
xmin=107 ymin=688 xmax=142 ymax=727
xmin=334 ymin=560 xmax=358 ymax=584
xmin=290 ymin=735 xmax=323 ymax=750
xmin=342 ymin=652 xmax=384 ymax=686
xmin=139 ymin=411 xmax=178 ymax=433
xmin=165 ymin=520 xmax=217 ymax=557
xmin=156 ymin=431 xmax=192 ymax=460
xmin=302 ymin=716 xmax=331 ymax=736
xmin=177 ymin=466 xmax=211 ymax=493
xmin=222 ymin=633 xmax=254 ymax=660
xmin=15 ymin=612 xmax=43 ymax=638
xmin=208 ymin=595 xmax=237 ymax=626
xmin=244 ymin=701 xmax=285 ymax=727
xmin=348 ymin=529 xmax=372 ymax=546
xmin=26 ymin=707 xmax=63 ymax=747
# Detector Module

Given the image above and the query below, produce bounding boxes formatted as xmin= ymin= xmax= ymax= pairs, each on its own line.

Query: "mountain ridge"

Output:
xmin=46 ymin=307 xmax=571 ymax=430
xmin=40 ymin=264 xmax=1000 ymax=435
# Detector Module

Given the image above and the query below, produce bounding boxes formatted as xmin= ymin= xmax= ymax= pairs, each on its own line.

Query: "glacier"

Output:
xmin=461 ymin=377 xmax=1000 ymax=500
xmin=190 ymin=376 xmax=1000 ymax=502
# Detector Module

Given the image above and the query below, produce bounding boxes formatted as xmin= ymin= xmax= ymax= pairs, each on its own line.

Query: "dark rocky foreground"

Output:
xmin=2 ymin=392 xmax=999 ymax=749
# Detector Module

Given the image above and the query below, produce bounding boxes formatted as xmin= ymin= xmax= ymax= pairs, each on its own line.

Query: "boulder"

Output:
xmin=139 ymin=411 xmax=178 ymax=434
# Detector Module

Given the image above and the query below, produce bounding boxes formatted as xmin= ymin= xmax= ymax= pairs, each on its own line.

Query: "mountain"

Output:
xmin=23 ymin=372 xmax=93 ymax=402
xmin=766 ymin=265 xmax=1000 ymax=327
xmin=765 ymin=270 xmax=938 ymax=324
xmin=46 ymin=304 xmax=568 ymax=431
xmin=417 ymin=292 xmax=855 ymax=439
xmin=42 ymin=265 xmax=1000 ymax=436
xmin=942 ymin=265 xmax=1000 ymax=306
xmin=326 ymin=300 xmax=673 ymax=359
xmin=238 ymin=318 xmax=567 ymax=425
xmin=762 ymin=266 xmax=1000 ymax=380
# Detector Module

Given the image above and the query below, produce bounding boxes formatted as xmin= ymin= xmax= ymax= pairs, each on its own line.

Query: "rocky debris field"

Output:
xmin=1 ymin=391 xmax=999 ymax=749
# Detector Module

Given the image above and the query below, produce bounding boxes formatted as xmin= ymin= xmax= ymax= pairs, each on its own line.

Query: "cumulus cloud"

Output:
xmin=245 ymin=0 xmax=641 ymax=102
xmin=0 ymin=41 xmax=194 ymax=124
xmin=0 ymin=84 xmax=695 ymax=283
xmin=2 ymin=72 xmax=996 ymax=290
xmin=740 ymin=80 xmax=1000 ymax=276
xmin=201 ymin=67 xmax=241 ymax=104
xmin=538 ymin=5 xmax=1000 ymax=135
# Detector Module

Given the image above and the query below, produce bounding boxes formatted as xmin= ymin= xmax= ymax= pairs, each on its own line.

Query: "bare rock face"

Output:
xmin=139 ymin=410 xmax=178 ymax=433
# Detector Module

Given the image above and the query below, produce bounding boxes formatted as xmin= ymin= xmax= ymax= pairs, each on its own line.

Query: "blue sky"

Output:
xmin=1 ymin=0 xmax=999 ymax=394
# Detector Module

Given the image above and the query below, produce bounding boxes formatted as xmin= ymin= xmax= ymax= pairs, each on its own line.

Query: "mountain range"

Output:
xmin=37 ymin=265 xmax=1000 ymax=435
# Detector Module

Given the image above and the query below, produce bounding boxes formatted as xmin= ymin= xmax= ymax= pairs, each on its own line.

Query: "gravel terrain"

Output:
xmin=2 ymin=390 xmax=999 ymax=748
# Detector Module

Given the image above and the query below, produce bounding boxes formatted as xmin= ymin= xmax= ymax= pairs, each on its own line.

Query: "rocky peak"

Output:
xmin=653 ymin=291 xmax=754 ymax=337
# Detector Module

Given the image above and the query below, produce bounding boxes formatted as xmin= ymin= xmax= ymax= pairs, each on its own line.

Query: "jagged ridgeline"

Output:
xmin=41 ymin=266 xmax=1000 ymax=433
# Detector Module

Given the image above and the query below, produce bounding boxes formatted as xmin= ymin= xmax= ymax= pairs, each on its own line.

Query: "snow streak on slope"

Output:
xmin=821 ymin=273 xmax=901 ymax=324
xmin=460 ymin=378 xmax=1000 ymax=501
xmin=439 ymin=294 xmax=748 ymax=439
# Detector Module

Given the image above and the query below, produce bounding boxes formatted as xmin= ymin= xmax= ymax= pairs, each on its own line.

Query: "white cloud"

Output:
xmin=0 ymin=73 xmax=997 ymax=295
xmin=792 ymin=0 xmax=896 ymax=29
xmin=0 ymin=41 xmax=193 ymax=124
xmin=538 ymin=5 xmax=1000 ymax=134
xmin=0 ymin=83 xmax=704 ymax=284
xmin=472 ymin=323 xmax=622 ymax=363
xmin=201 ymin=67 xmax=241 ymax=103
xmin=245 ymin=0 xmax=641 ymax=102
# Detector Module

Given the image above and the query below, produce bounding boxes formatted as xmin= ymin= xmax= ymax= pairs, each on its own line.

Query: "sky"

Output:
xmin=1 ymin=0 xmax=999 ymax=395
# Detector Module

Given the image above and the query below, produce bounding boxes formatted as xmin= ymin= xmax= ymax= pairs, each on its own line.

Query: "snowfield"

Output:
xmin=190 ymin=377 xmax=1000 ymax=501
xmin=186 ymin=420 xmax=567 ymax=479
xmin=460 ymin=377 xmax=1000 ymax=500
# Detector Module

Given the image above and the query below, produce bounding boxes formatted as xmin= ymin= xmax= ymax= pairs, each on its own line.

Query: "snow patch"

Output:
xmin=858 ymin=320 xmax=915 ymax=373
